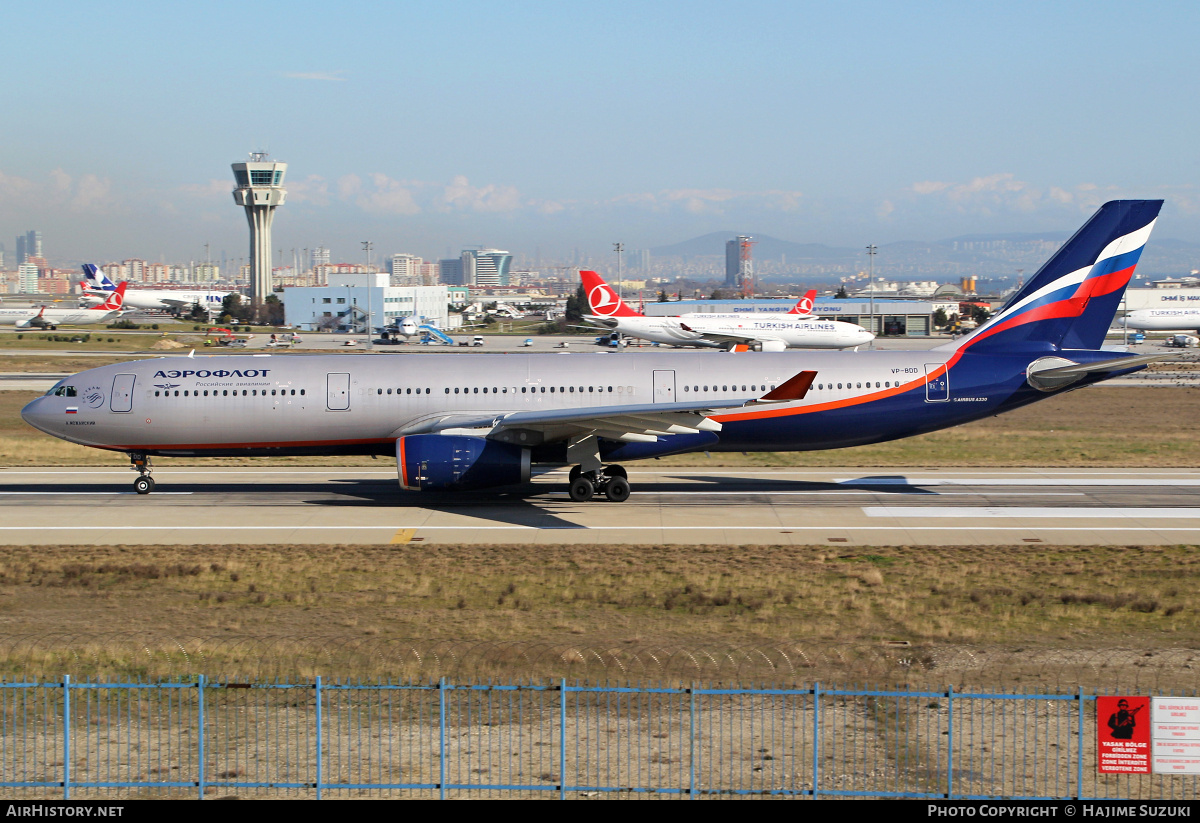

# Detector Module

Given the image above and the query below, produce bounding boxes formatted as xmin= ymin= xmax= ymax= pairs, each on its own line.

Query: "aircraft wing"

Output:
xmin=391 ymin=371 xmax=816 ymax=444
xmin=676 ymin=323 xmax=781 ymax=348
xmin=158 ymin=297 xmax=195 ymax=309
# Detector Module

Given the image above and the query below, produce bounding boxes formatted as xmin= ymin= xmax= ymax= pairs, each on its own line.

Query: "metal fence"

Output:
xmin=0 ymin=678 xmax=1197 ymax=800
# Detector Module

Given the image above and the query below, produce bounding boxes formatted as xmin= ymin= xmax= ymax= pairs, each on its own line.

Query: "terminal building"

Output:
xmin=282 ymin=272 xmax=448 ymax=332
xmin=643 ymin=297 xmax=955 ymax=337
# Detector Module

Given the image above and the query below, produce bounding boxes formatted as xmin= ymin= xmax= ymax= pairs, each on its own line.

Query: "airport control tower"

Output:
xmin=231 ymin=152 xmax=287 ymax=308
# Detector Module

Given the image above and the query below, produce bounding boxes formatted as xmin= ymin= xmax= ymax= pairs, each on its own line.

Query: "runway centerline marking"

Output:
xmin=839 ymin=478 xmax=1200 ymax=486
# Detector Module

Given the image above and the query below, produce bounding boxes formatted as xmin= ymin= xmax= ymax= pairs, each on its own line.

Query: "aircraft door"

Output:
xmin=924 ymin=363 xmax=949 ymax=402
xmin=109 ymin=374 xmax=135 ymax=413
xmin=652 ymin=370 xmax=676 ymax=403
xmin=327 ymin=373 xmax=350 ymax=411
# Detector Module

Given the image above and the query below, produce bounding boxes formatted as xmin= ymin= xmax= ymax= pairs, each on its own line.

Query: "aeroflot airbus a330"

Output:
xmin=23 ymin=200 xmax=1165 ymax=501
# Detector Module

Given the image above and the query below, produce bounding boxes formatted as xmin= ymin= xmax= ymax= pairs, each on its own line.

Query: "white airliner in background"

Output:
xmin=81 ymin=264 xmax=236 ymax=314
xmin=1121 ymin=307 xmax=1200 ymax=333
xmin=581 ymin=271 xmax=873 ymax=351
xmin=0 ymin=283 xmax=126 ymax=329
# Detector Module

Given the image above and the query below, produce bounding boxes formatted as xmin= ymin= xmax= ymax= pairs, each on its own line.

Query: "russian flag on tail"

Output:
xmin=944 ymin=200 xmax=1163 ymax=353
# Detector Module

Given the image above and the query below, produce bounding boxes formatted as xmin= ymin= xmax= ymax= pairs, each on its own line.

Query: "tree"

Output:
xmin=657 ymin=290 xmax=668 ymax=303
xmin=263 ymin=294 xmax=285 ymax=326
xmin=564 ymin=284 xmax=587 ymax=324
xmin=187 ymin=302 xmax=208 ymax=322
xmin=835 ymin=285 xmax=848 ymax=299
xmin=932 ymin=308 xmax=948 ymax=328
xmin=967 ymin=304 xmax=992 ymax=324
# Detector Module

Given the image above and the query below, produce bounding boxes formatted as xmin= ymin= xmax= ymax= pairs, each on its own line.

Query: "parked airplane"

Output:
xmin=81 ymin=264 xmax=235 ymax=315
xmin=1121 ymin=307 xmax=1200 ymax=333
xmin=581 ymin=271 xmax=873 ymax=350
xmin=24 ymin=201 xmax=1164 ymax=501
xmin=0 ymin=283 xmax=126 ymax=329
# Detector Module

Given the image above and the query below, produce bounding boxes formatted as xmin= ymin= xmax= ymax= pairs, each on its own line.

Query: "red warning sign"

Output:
xmin=1097 ymin=696 xmax=1151 ymax=773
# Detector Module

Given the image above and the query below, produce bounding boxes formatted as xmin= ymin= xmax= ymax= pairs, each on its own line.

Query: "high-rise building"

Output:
xmin=123 ymin=259 xmax=147 ymax=282
xmin=311 ymin=245 xmax=330 ymax=271
xmin=389 ymin=253 xmax=423 ymax=285
xmin=725 ymin=236 xmax=754 ymax=289
xmin=231 ymin=152 xmax=287 ymax=307
xmin=461 ymin=248 xmax=513 ymax=287
xmin=17 ymin=264 xmax=39 ymax=293
xmin=439 ymin=258 xmax=465 ymax=285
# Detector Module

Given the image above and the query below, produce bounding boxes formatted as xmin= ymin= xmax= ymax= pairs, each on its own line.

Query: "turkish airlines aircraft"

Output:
xmin=0 ymin=283 xmax=126 ymax=329
xmin=81 ymin=265 xmax=235 ymax=314
xmin=1121 ymin=307 xmax=1200 ymax=333
xmin=581 ymin=271 xmax=873 ymax=351
xmin=24 ymin=201 xmax=1164 ymax=502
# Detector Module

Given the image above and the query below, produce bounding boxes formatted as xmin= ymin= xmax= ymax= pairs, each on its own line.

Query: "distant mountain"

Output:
xmin=646 ymin=230 xmax=1200 ymax=279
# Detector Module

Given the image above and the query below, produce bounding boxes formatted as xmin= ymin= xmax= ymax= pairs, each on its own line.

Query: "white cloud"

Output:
xmin=438 ymin=175 xmax=522 ymax=213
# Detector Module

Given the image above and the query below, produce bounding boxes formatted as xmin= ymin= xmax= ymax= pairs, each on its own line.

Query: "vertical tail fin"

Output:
xmin=580 ymin=270 xmax=644 ymax=318
xmin=95 ymin=282 xmax=126 ymax=311
xmin=943 ymin=200 xmax=1163 ymax=352
xmin=788 ymin=289 xmax=817 ymax=316
xmin=81 ymin=263 xmax=116 ymax=292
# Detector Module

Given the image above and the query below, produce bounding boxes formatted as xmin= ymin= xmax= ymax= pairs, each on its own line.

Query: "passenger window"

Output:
xmin=454 ymin=388 xmax=460 ymax=394
xmin=174 ymin=391 xmax=179 ymax=397
xmin=155 ymin=391 xmax=160 ymax=397
xmin=521 ymin=387 xmax=526 ymax=393
xmin=445 ymin=388 xmax=450 ymax=394
xmin=473 ymin=387 xmax=478 ymax=394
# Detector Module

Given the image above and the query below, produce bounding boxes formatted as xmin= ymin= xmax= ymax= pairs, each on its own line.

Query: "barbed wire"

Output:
xmin=0 ymin=634 xmax=1195 ymax=691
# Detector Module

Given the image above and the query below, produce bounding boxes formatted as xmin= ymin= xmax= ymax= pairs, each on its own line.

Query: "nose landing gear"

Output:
xmin=129 ymin=452 xmax=155 ymax=494
xmin=567 ymin=464 xmax=630 ymax=502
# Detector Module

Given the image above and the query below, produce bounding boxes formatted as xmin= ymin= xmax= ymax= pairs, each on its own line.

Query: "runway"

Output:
xmin=3 ymin=466 xmax=1200 ymax=546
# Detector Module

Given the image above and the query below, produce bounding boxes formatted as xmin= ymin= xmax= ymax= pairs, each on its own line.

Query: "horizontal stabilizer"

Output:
xmin=1026 ymin=352 xmax=1168 ymax=391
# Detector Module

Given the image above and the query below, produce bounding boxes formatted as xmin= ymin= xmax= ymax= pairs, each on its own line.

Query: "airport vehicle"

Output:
xmin=581 ymin=271 xmax=872 ymax=351
xmin=203 ymin=328 xmax=250 ymax=348
xmin=1121 ymin=307 xmax=1200 ymax=334
xmin=1165 ymin=334 xmax=1199 ymax=348
xmin=80 ymin=264 xmax=236 ymax=315
xmin=520 ymin=338 xmax=534 ymax=347
xmin=0 ymin=283 xmax=126 ymax=329
xmin=472 ymin=336 xmax=485 ymax=347
xmin=24 ymin=201 xmax=1167 ymax=501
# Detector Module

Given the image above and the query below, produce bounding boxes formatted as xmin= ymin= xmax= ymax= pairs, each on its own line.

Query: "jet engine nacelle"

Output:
xmin=754 ymin=339 xmax=787 ymax=352
xmin=396 ymin=434 xmax=531 ymax=491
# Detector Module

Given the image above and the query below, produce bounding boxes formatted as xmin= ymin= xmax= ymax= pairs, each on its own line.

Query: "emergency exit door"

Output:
xmin=327 ymin=373 xmax=350 ymax=410
xmin=653 ymin=370 xmax=676 ymax=403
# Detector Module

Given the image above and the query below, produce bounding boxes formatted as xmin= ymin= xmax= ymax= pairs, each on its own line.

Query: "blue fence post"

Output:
xmin=559 ymin=679 xmax=567 ymax=801
xmin=198 ymin=674 xmax=206 ymax=800
xmin=1076 ymin=687 xmax=1085 ymax=800
xmin=315 ymin=676 xmax=323 ymax=800
xmin=62 ymin=675 xmax=70 ymax=800
xmin=946 ymin=685 xmax=955 ymax=799
xmin=438 ymin=678 xmax=446 ymax=800
xmin=689 ymin=686 xmax=696 ymax=799
xmin=812 ymin=682 xmax=820 ymax=799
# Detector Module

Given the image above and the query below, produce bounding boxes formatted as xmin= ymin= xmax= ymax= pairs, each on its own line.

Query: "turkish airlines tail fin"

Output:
xmin=580 ymin=270 xmax=643 ymax=318
xmin=95 ymin=282 xmax=126 ymax=311
xmin=787 ymin=289 xmax=817 ymax=316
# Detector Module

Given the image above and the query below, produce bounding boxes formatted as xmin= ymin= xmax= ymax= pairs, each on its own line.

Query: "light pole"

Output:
xmin=865 ymin=244 xmax=877 ymax=336
xmin=362 ymin=241 xmax=374 ymax=350
xmin=613 ymin=242 xmax=624 ymax=300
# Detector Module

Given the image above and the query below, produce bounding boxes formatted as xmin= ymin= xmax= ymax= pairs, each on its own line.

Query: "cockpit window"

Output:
xmin=47 ymin=385 xmax=76 ymax=397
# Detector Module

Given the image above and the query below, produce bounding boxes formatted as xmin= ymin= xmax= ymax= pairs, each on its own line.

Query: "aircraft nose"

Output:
xmin=20 ymin=397 xmax=54 ymax=435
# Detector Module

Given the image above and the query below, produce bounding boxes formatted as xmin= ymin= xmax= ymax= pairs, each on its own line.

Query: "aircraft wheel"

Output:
xmin=604 ymin=476 xmax=631 ymax=502
xmin=133 ymin=476 xmax=154 ymax=495
xmin=568 ymin=477 xmax=594 ymax=502
xmin=607 ymin=464 xmax=628 ymax=480
xmin=569 ymin=465 xmax=582 ymax=484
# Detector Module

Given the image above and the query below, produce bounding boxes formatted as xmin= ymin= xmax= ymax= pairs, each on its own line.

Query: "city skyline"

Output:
xmin=5 ymin=1 xmax=1200 ymax=265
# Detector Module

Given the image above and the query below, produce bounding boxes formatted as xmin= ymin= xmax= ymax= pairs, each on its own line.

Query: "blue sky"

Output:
xmin=5 ymin=0 xmax=1200 ymax=265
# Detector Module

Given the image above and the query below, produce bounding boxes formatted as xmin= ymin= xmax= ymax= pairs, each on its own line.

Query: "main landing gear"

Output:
xmin=568 ymin=464 xmax=630 ymax=502
xmin=129 ymin=452 xmax=155 ymax=494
